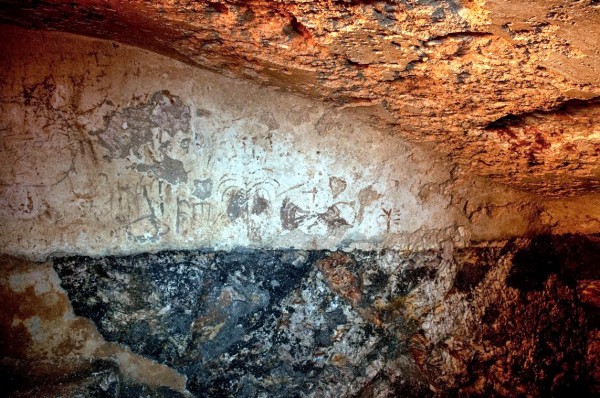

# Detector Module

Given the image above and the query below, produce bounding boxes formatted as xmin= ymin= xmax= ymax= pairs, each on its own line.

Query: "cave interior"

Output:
xmin=0 ymin=1 xmax=599 ymax=397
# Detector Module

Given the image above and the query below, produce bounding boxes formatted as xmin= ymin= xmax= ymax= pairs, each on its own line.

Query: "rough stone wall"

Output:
xmin=2 ymin=236 xmax=599 ymax=397
xmin=1 ymin=25 xmax=578 ymax=260
xmin=0 ymin=256 xmax=187 ymax=397
xmin=1 ymin=0 xmax=599 ymax=195
xmin=1 ymin=22 xmax=599 ymax=398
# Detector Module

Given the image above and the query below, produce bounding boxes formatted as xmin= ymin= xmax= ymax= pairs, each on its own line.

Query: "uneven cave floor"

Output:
xmin=1 ymin=235 xmax=599 ymax=398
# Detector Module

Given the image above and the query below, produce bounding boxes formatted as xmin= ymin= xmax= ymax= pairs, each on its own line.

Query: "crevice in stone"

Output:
xmin=485 ymin=97 xmax=600 ymax=130
xmin=424 ymin=30 xmax=493 ymax=44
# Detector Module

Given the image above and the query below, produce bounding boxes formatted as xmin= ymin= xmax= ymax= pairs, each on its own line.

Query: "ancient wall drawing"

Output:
xmin=0 ymin=27 xmax=556 ymax=259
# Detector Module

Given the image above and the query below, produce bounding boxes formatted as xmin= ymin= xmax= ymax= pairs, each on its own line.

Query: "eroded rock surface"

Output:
xmin=1 ymin=5 xmax=599 ymax=397
xmin=1 ymin=0 xmax=599 ymax=195
xmin=0 ymin=255 xmax=189 ymax=397
xmin=47 ymin=235 xmax=600 ymax=397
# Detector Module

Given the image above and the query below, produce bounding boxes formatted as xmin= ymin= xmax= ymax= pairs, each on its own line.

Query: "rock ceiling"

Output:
xmin=1 ymin=0 xmax=599 ymax=197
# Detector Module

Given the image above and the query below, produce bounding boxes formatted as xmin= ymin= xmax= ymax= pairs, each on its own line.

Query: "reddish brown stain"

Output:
xmin=0 ymin=316 xmax=32 ymax=359
xmin=0 ymin=256 xmax=77 ymax=359
xmin=316 ymin=252 xmax=362 ymax=306
xmin=0 ymin=280 xmax=72 ymax=359
xmin=5 ymin=285 xmax=70 ymax=322
xmin=495 ymin=127 xmax=518 ymax=140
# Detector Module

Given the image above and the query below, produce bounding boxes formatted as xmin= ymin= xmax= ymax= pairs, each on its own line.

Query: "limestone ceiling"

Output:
xmin=1 ymin=0 xmax=600 ymax=197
